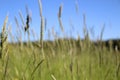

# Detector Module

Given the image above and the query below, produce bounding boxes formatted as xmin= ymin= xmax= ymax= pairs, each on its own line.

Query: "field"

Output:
xmin=0 ymin=38 xmax=120 ymax=80
xmin=0 ymin=0 xmax=120 ymax=80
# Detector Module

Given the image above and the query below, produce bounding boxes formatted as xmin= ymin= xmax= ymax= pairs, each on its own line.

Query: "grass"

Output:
xmin=0 ymin=39 xmax=120 ymax=80
xmin=0 ymin=0 xmax=120 ymax=80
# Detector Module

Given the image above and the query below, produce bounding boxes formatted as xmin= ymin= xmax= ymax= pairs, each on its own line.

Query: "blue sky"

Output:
xmin=0 ymin=0 xmax=120 ymax=41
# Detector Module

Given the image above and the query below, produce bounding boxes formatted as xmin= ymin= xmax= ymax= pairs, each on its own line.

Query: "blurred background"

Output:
xmin=0 ymin=0 xmax=120 ymax=41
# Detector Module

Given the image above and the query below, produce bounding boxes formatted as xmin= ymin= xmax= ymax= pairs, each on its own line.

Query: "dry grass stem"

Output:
xmin=38 ymin=0 xmax=43 ymax=17
xmin=31 ymin=59 xmax=44 ymax=77
xmin=58 ymin=4 xmax=64 ymax=32
xmin=0 ymin=16 xmax=8 ymax=58
xmin=51 ymin=74 xmax=56 ymax=80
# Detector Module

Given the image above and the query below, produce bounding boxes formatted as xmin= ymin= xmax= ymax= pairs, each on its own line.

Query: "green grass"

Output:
xmin=0 ymin=0 xmax=120 ymax=79
xmin=0 ymin=40 xmax=120 ymax=80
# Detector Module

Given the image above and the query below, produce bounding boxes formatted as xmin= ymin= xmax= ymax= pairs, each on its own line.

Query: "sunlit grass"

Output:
xmin=0 ymin=0 xmax=120 ymax=80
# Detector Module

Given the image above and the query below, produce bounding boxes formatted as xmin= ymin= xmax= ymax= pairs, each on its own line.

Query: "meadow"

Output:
xmin=0 ymin=0 xmax=120 ymax=80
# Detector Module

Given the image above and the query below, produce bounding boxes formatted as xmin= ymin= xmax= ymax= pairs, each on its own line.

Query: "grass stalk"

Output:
xmin=38 ymin=0 xmax=45 ymax=58
xmin=51 ymin=74 xmax=56 ymax=80
xmin=58 ymin=4 xmax=64 ymax=33
xmin=116 ymin=62 xmax=120 ymax=79
xmin=0 ymin=16 xmax=8 ymax=59
xmin=31 ymin=59 xmax=44 ymax=77
xmin=2 ymin=54 xmax=9 ymax=80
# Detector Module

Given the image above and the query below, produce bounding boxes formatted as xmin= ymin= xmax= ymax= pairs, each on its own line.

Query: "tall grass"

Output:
xmin=38 ymin=0 xmax=45 ymax=59
xmin=0 ymin=15 xmax=9 ymax=80
xmin=58 ymin=3 xmax=64 ymax=32
xmin=0 ymin=16 xmax=8 ymax=59
xmin=0 ymin=0 xmax=120 ymax=80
